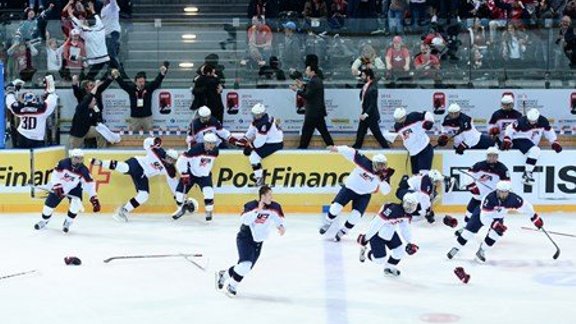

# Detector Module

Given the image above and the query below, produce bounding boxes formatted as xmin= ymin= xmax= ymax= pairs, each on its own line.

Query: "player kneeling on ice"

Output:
xmin=357 ymin=193 xmax=419 ymax=277
xmin=502 ymin=108 xmax=561 ymax=186
xmin=34 ymin=149 xmax=101 ymax=233
xmin=91 ymin=137 xmax=179 ymax=222
xmin=237 ymin=103 xmax=284 ymax=186
xmin=216 ymin=185 xmax=285 ymax=296
xmin=172 ymin=133 xmax=219 ymax=221
xmin=395 ymin=169 xmax=445 ymax=224
xmin=320 ymin=145 xmax=395 ymax=242
xmin=447 ymin=181 xmax=543 ymax=262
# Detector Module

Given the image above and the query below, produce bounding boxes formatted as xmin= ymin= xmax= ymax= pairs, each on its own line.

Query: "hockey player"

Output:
xmin=357 ymin=193 xmax=419 ymax=277
xmin=319 ymin=145 xmax=395 ymax=242
xmin=34 ymin=149 xmax=101 ymax=233
xmin=186 ymin=105 xmax=239 ymax=149
xmin=437 ymin=103 xmax=495 ymax=154
xmin=240 ymin=103 xmax=284 ymax=186
xmin=393 ymin=107 xmax=435 ymax=175
xmin=447 ymin=181 xmax=543 ymax=262
xmin=5 ymin=75 xmax=58 ymax=148
xmin=216 ymin=185 xmax=286 ymax=296
xmin=172 ymin=133 xmax=219 ymax=221
xmin=502 ymin=108 xmax=562 ymax=185
xmin=91 ymin=137 xmax=179 ymax=222
xmin=395 ymin=169 xmax=445 ymax=223
xmin=487 ymin=95 xmax=522 ymax=146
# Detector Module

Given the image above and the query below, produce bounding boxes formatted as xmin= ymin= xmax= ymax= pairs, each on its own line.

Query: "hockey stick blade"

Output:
xmin=541 ymin=227 xmax=561 ymax=260
xmin=103 ymin=253 xmax=203 ymax=263
xmin=184 ymin=255 xmax=208 ymax=271
xmin=0 ymin=270 xmax=37 ymax=281
xmin=521 ymin=226 xmax=576 ymax=238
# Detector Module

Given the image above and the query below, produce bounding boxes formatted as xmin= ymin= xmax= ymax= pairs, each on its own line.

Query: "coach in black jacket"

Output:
xmin=69 ymin=81 xmax=104 ymax=148
xmin=352 ymin=68 xmax=389 ymax=149
xmin=292 ymin=65 xmax=334 ymax=149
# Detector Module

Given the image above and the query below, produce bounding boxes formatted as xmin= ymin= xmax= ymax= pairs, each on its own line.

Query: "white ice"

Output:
xmin=1 ymin=212 xmax=575 ymax=324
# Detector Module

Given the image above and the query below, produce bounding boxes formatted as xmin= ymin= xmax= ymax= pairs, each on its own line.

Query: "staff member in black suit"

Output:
xmin=352 ymin=68 xmax=389 ymax=149
xmin=291 ymin=65 xmax=334 ymax=149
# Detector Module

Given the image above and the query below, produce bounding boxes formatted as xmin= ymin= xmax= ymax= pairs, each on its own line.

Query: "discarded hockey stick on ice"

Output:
xmin=183 ymin=255 xmax=209 ymax=271
xmin=103 ymin=253 xmax=203 ymax=264
xmin=521 ymin=226 xmax=576 ymax=238
xmin=0 ymin=270 xmax=37 ymax=281
xmin=538 ymin=227 xmax=561 ymax=260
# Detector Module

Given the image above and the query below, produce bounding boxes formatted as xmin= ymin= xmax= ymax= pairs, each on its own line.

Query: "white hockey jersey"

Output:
xmin=186 ymin=116 xmax=231 ymax=148
xmin=176 ymin=143 xmax=218 ymax=178
xmin=49 ymin=158 xmax=97 ymax=197
xmin=244 ymin=113 xmax=283 ymax=148
xmin=6 ymin=92 xmax=58 ymax=141
xmin=240 ymin=200 xmax=285 ymax=242
xmin=364 ymin=203 xmax=412 ymax=243
xmin=407 ymin=174 xmax=436 ymax=217
xmin=488 ymin=109 xmax=522 ymax=141
xmin=135 ymin=137 xmax=178 ymax=192
xmin=336 ymin=146 xmax=393 ymax=196
xmin=394 ymin=111 xmax=434 ymax=156
xmin=504 ymin=115 xmax=557 ymax=146
xmin=463 ymin=160 xmax=510 ymax=200
xmin=441 ymin=112 xmax=481 ymax=148
xmin=480 ymin=191 xmax=535 ymax=225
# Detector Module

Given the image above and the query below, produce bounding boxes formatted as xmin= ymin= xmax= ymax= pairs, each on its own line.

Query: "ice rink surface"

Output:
xmin=1 ymin=212 xmax=575 ymax=324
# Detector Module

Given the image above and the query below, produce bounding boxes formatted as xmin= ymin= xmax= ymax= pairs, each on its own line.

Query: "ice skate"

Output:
xmin=522 ymin=171 xmax=534 ymax=186
xmin=318 ymin=221 xmax=332 ymax=235
xmin=359 ymin=246 xmax=367 ymax=263
xmin=334 ymin=229 xmax=346 ymax=242
xmin=447 ymin=247 xmax=460 ymax=259
xmin=215 ymin=270 xmax=226 ymax=290
xmin=205 ymin=211 xmax=213 ymax=222
xmin=454 ymin=228 xmax=464 ymax=237
xmin=225 ymin=284 xmax=237 ymax=296
xmin=171 ymin=203 xmax=187 ymax=220
xmin=34 ymin=219 xmax=48 ymax=230
xmin=62 ymin=218 xmax=73 ymax=233
xmin=384 ymin=267 xmax=401 ymax=277
xmin=476 ymin=247 xmax=486 ymax=262
xmin=255 ymin=177 xmax=264 ymax=187
xmin=113 ymin=207 xmax=129 ymax=222
xmin=90 ymin=158 xmax=102 ymax=166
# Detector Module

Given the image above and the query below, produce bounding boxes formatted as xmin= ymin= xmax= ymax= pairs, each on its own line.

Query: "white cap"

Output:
xmin=431 ymin=37 xmax=444 ymax=46
xmin=203 ymin=133 xmax=218 ymax=143
xmin=496 ymin=180 xmax=512 ymax=192
xmin=166 ymin=149 xmax=179 ymax=160
xmin=403 ymin=193 xmax=419 ymax=206
xmin=486 ymin=146 xmax=499 ymax=155
xmin=69 ymin=148 xmax=84 ymax=158
xmin=527 ymin=108 xmax=540 ymax=122
xmin=501 ymin=95 xmax=514 ymax=104
xmin=70 ymin=29 xmax=80 ymax=36
xmin=393 ymin=107 xmax=406 ymax=120
xmin=447 ymin=103 xmax=461 ymax=113
xmin=251 ymin=103 xmax=266 ymax=115
xmin=428 ymin=169 xmax=444 ymax=182
xmin=198 ymin=106 xmax=211 ymax=118
xmin=372 ymin=154 xmax=387 ymax=164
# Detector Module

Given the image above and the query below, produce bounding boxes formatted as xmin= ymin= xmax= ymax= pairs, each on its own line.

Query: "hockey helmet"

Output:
xmin=486 ymin=146 xmax=499 ymax=163
xmin=165 ymin=149 xmax=179 ymax=163
xmin=251 ymin=103 xmax=266 ymax=115
xmin=402 ymin=193 xmax=418 ymax=214
xmin=393 ymin=107 xmax=407 ymax=121
xmin=428 ymin=169 xmax=444 ymax=183
xmin=22 ymin=92 xmax=37 ymax=105
xmin=198 ymin=106 xmax=211 ymax=120
xmin=447 ymin=103 xmax=461 ymax=113
xmin=496 ymin=180 xmax=512 ymax=200
xmin=501 ymin=95 xmax=514 ymax=105
xmin=527 ymin=108 xmax=540 ymax=123
xmin=203 ymin=132 xmax=218 ymax=143
xmin=372 ymin=154 xmax=387 ymax=171
xmin=69 ymin=149 xmax=84 ymax=166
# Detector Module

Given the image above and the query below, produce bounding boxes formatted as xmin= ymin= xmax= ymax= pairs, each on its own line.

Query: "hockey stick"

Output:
xmin=103 ymin=253 xmax=203 ymax=263
xmin=32 ymin=186 xmax=85 ymax=212
xmin=0 ymin=270 xmax=37 ymax=281
xmin=456 ymin=169 xmax=494 ymax=191
xmin=521 ymin=226 xmax=576 ymax=238
xmin=540 ymin=227 xmax=561 ymax=260
xmin=183 ymin=255 xmax=208 ymax=271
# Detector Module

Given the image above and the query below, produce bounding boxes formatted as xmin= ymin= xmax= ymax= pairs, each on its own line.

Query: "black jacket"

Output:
xmin=360 ymin=81 xmax=380 ymax=121
xmin=70 ymin=93 xmax=100 ymax=137
xmin=298 ymin=75 xmax=327 ymax=119
xmin=72 ymin=76 xmax=113 ymax=124
xmin=116 ymin=73 xmax=165 ymax=118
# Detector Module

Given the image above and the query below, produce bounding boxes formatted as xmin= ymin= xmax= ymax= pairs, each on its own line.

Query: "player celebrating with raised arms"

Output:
xmin=447 ymin=181 xmax=544 ymax=262
xmin=34 ymin=149 xmax=101 ymax=233
xmin=319 ymin=145 xmax=395 ymax=242
xmin=357 ymin=193 xmax=419 ymax=277
xmin=91 ymin=137 xmax=179 ymax=222
xmin=172 ymin=133 xmax=219 ymax=221
xmin=216 ymin=185 xmax=285 ymax=296
xmin=393 ymin=107 xmax=435 ymax=175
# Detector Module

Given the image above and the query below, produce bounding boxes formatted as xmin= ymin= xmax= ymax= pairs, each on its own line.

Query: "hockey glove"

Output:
xmin=180 ymin=173 xmax=192 ymax=186
xmin=90 ymin=196 xmax=101 ymax=212
xmin=437 ymin=134 xmax=449 ymax=147
xmin=356 ymin=234 xmax=368 ymax=246
xmin=531 ymin=213 xmax=543 ymax=229
xmin=466 ymin=183 xmax=480 ymax=196
xmin=422 ymin=120 xmax=434 ymax=131
xmin=455 ymin=143 xmax=468 ymax=155
xmin=405 ymin=243 xmax=419 ymax=255
xmin=443 ymin=215 xmax=458 ymax=228
xmin=502 ymin=137 xmax=512 ymax=150
xmin=52 ymin=184 xmax=65 ymax=199
xmin=425 ymin=210 xmax=435 ymax=224
xmin=491 ymin=221 xmax=507 ymax=235
xmin=552 ymin=141 xmax=563 ymax=153
xmin=228 ymin=136 xmax=239 ymax=146
xmin=153 ymin=137 xmax=162 ymax=147
xmin=379 ymin=168 xmax=395 ymax=183
xmin=243 ymin=145 xmax=253 ymax=156
xmin=489 ymin=127 xmax=500 ymax=136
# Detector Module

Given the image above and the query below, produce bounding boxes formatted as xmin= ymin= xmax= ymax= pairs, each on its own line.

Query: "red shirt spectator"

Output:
xmin=385 ymin=36 xmax=411 ymax=71
xmin=63 ymin=29 xmax=86 ymax=70
xmin=414 ymin=44 xmax=440 ymax=78
xmin=247 ymin=17 xmax=273 ymax=47
xmin=61 ymin=0 xmax=86 ymax=38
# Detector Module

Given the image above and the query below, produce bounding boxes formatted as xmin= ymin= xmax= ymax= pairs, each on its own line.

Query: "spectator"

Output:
xmin=190 ymin=64 xmax=224 ymax=122
xmin=290 ymin=64 xmax=334 ymax=149
xmin=351 ymin=44 xmax=385 ymax=81
xmin=190 ymin=64 xmax=210 ymax=112
xmin=385 ymin=36 xmax=411 ymax=75
xmin=352 ymin=68 xmax=389 ymax=149
xmin=539 ymin=0 xmax=568 ymax=19
xmin=62 ymin=29 xmax=87 ymax=79
xmin=15 ymin=6 xmax=53 ymax=44
xmin=257 ymin=56 xmax=287 ymax=88
xmin=69 ymin=81 xmax=106 ymax=149
xmin=414 ymin=43 xmax=440 ymax=78
xmin=303 ymin=0 xmax=328 ymax=18
xmin=563 ymin=16 xmax=576 ymax=67
xmin=328 ymin=0 xmax=348 ymax=29
xmin=280 ymin=0 xmax=306 ymax=13
xmin=101 ymin=0 xmax=122 ymax=67
xmin=248 ymin=0 xmax=278 ymax=19
xmin=28 ymin=0 xmax=46 ymax=10
xmin=247 ymin=16 xmax=273 ymax=66
xmin=198 ymin=53 xmax=226 ymax=85
xmin=409 ymin=0 xmax=429 ymax=33
xmin=111 ymin=65 xmax=168 ymax=131
xmin=501 ymin=23 xmax=528 ymax=68
xmin=468 ymin=18 xmax=489 ymax=68
xmin=280 ymin=21 xmax=302 ymax=71
xmin=388 ymin=0 xmax=407 ymax=35
xmin=45 ymin=37 xmax=64 ymax=77
xmin=61 ymin=0 xmax=86 ymax=38
xmin=7 ymin=41 xmax=38 ymax=82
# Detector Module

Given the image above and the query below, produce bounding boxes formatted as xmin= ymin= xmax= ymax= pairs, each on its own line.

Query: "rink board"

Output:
xmin=0 ymin=147 xmax=575 ymax=213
